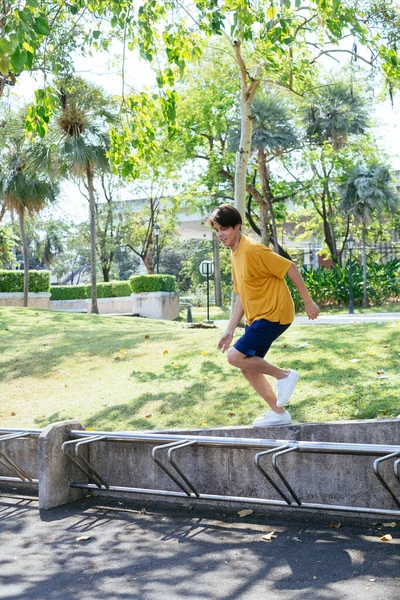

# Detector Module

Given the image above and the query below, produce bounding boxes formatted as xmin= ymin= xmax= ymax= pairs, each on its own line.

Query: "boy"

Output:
xmin=207 ymin=204 xmax=319 ymax=426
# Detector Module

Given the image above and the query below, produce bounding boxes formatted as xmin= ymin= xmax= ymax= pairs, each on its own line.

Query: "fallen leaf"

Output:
xmin=292 ymin=536 xmax=302 ymax=542
xmin=383 ymin=522 xmax=397 ymax=528
xmin=76 ymin=536 xmax=91 ymax=542
xmin=237 ymin=509 xmax=253 ymax=517
xmin=329 ymin=521 xmax=341 ymax=529
xmin=313 ymin=576 xmax=317 ymax=580
xmin=163 ymin=349 xmax=169 ymax=355
xmin=227 ymin=412 xmax=235 ymax=417
xmin=379 ymin=410 xmax=388 ymax=415
xmin=262 ymin=531 xmax=277 ymax=541
xmin=86 ymin=428 xmax=94 ymax=431
xmin=349 ymin=358 xmax=361 ymax=363
xmin=383 ymin=344 xmax=392 ymax=348
xmin=369 ymin=351 xmax=376 ymax=356
xmin=144 ymin=414 xmax=152 ymax=418
xmin=297 ymin=342 xmax=308 ymax=348
xmin=201 ymin=351 xmax=208 ymax=356
xmin=380 ymin=534 xmax=393 ymax=542
xmin=145 ymin=335 xmax=150 ymax=339
xmin=369 ymin=578 xmax=376 ymax=582
xmin=119 ymin=349 xmax=125 ymax=354
xmin=376 ymin=370 xmax=385 ymax=374
xmin=10 ymin=412 xmax=16 ymax=416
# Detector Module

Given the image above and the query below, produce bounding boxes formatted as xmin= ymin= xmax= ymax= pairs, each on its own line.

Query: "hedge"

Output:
xmin=129 ymin=274 xmax=176 ymax=293
xmin=0 ymin=269 xmax=50 ymax=293
xmin=50 ymin=281 xmax=133 ymax=301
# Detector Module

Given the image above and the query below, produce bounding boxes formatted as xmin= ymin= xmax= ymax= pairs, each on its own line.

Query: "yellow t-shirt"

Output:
xmin=231 ymin=235 xmax=295 ymax=326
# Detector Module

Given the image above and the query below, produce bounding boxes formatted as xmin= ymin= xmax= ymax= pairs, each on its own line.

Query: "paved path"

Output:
xmin=1 ymin=492 xmax=399 ymax=600
xmin=214 ymin=313 xmax=400 ymax=327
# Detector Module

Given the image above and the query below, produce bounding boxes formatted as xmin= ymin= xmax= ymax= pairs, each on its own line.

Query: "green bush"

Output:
xmin=130 ymin=274 xmax=176 ymax=293
xmin=50 ymin=285 xmax=90 ymax=300
xmin=50 ymin=280 xmax=133 ymax=301
xmin=286 ymin=259 xmax=400 ymax=309
xmin=0 ymin=269 xmax=50 ymax=293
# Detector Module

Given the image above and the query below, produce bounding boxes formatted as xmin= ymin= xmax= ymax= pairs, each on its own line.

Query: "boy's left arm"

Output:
xmin=287 ymin=263 xmax=320 ymax=320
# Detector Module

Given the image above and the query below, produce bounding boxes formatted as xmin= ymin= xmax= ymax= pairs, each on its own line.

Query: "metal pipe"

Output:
xmin=373 ymin=451 xmax=400 ymax=508
xmin=152 ymin=441 xmax=193 ymax=496
xmin=70 ymin=482 xmax=400 ymax=517
xmin=167 ymin=441 xmax=200 ymax=497
xmin=0 ymin=476 xmax=39 ymax=484
xmin=68 ymin=431 xmax=400 ymax=456
xmin=254 ymin=445 xmax=293 ymax=505
xmin=272 ymin=445 xmax=301 ymax=506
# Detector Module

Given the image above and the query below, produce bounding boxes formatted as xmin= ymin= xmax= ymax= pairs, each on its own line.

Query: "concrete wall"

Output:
xmin=50 ymin=299 xmax=87 ymax=312
xmin=131 ymin=292 xmax=179 ymax=320
xmin=1 ymin=419 xmax=399 ymax=516
xmin=86 ymin=296 xmax=133 ymax=315
xmin=0 ymin=292 xmax=50 ymax=309
xmin=88 ymin=418 xmax=400 ymax=514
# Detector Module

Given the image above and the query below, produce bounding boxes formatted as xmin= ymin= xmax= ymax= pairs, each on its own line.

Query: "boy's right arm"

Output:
xmin=217 ymin=295 xmax=244 ymax=353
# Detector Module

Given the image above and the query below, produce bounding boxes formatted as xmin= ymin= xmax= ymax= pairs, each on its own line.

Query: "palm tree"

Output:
xmin=339 ymin=165 xmax=399 ymax=307
xmin=29 ymin=79 xmax=114 ymax=313
xmin=304 ymin=83 xmax=370 ymax=263
xmin=230 ymin=94 xmax=298 ymax=251
xmin=1 ymin=147 xmax=57 ymax=306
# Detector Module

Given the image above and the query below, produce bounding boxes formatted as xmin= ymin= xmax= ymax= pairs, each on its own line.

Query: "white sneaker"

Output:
xmin=252 ymin=411 xmax=270 ymax=424
xmin=276 ymin=370 xmax=300 ymax=407
xmin=252 ymin=410 xmax=292 ymax=427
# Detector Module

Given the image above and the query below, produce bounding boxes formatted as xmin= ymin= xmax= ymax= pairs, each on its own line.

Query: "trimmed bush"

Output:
xmin=0 ymin=269 xmax=50 ymax=293
xmin=50 ymin=284 xmax=90 ymax=301
xmin=50 ymin=280 xmax=133 ymax=301
xmin=130 ymin=274 xmax=176 ymax=293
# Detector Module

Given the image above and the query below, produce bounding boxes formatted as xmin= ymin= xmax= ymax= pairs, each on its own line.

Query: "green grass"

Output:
xmin=0 ymin=307 xmax=399 ymax=431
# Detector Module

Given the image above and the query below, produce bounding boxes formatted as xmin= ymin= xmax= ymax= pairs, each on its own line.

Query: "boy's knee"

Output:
xmin=227 ymin=348 xmax=242 ymax=368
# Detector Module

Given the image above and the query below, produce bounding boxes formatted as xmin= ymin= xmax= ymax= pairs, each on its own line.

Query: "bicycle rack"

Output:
xmin=62 ymin=431 xmax=400 ymax=517
xmin=0 ymin=430 xmax=40 ymax=485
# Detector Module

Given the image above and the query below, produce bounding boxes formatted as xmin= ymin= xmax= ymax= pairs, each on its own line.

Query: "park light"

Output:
xmin=347 ymin=235 xmax=355 ymax=314
xmin=154 ymin=223 xmax=160 ymax=274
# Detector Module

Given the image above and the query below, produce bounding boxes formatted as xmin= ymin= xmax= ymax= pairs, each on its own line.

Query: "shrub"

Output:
xmin=0 ymin=269 xmax=50 ymax=293
xmin=50 ymin=285 xmax=90 ymax=300
xmin=50 ymin=280 xmax=133 ymax=301
xmin=130 ymin=274 xmax=176 ymax=293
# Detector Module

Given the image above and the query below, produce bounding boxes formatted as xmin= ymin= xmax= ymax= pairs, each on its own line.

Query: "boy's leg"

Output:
xmin=240 ymin=369 xmax=285 ymax=414
xmin=228 ymin=348 xmax=289 ymax=380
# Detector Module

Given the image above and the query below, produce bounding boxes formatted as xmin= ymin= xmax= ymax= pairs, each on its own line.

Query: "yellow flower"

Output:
xmin=119 ymin=349 xmax=125 ymax=354
xmin=201 ymin=351 xmax=208 ymax=356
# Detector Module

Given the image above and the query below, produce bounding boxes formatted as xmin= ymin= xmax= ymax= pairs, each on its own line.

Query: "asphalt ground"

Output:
xmin=1 ymin=489 xmax=399 ymax=600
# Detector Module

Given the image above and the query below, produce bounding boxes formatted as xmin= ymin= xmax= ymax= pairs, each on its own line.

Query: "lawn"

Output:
xmin=0 ymin=307 xmax=399 ymax=431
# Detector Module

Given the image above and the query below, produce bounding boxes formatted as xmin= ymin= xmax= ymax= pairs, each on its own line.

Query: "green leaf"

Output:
xmin=92 ymin=30 xmax=101 ymax=39
xmin=11 ymin=49 xmax=27 ymax=72
xmin=0 ymin=55 xmax=10 ymax=76
xmin=32 ymin=17 xmax=50 ymax=36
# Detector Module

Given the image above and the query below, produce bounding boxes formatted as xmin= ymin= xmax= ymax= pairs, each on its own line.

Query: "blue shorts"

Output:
xmin=233 ymin=319 xmax=291 ymax=358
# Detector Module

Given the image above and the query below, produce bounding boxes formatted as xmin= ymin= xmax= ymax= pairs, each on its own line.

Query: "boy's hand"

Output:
xmin=217 ymin=330 xmax=234 ymax=352
xmin=305 ymin=300 xmax=320 ymax=320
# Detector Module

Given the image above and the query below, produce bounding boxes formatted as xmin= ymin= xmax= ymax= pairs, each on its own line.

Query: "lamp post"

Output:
xmin=347 ymin=235 xmax=355 ymax=315
xmin=154 ymin=223 xmax=160 ymax=274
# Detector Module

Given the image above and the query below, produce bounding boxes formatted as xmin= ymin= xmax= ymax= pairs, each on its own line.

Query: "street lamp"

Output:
xmin=347 ymin=235 xmax=355 ymax=315
xmin=154 ymin=223 xmax=160 ymax=274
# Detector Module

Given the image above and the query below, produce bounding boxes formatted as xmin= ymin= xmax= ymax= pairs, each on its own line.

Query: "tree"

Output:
xmin=339 ymin=164 xmax=399 ymax=306
xmin=294 ymin=82 xmax=371 ymax=263
xmin=0 ymin=141 xmax=57 ymax=306
xmin=230 ymin=94 xmax=298 ymax=250
xmin=29 ymin=79 xmax=115 ymax=313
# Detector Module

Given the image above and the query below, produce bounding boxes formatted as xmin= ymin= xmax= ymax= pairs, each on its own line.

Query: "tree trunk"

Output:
xmin=233 ymin=40 xmax=261 ymax=220
xmin=212 ymin=231 xmax=222 ymax=307
xmin=86 ymin=164 xmax=99 ymax=314
xmin=19 ymin=209 xmax=29 ymax=308
xmin=362 ymin=223 xmax=369 ymax=308
xmin=258 ymin=149 xmax=279 ymax=252
xmin=102 ymin=266 xmax=110 ymax=282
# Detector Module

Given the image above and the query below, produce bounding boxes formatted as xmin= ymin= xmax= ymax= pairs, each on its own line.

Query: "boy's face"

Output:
xmin=212 ymin=222 xmax=241 ymax=249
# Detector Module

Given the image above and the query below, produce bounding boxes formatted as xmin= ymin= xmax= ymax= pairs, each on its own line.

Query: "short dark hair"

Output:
xmin=205 ymin=204 xmax=242 ymax=228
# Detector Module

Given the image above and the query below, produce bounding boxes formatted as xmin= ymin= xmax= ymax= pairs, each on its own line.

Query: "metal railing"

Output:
xmin=63 ymin=430 xmax=400 ymax=517
xmin=0 ymin=429 xmax=40 ymax=485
